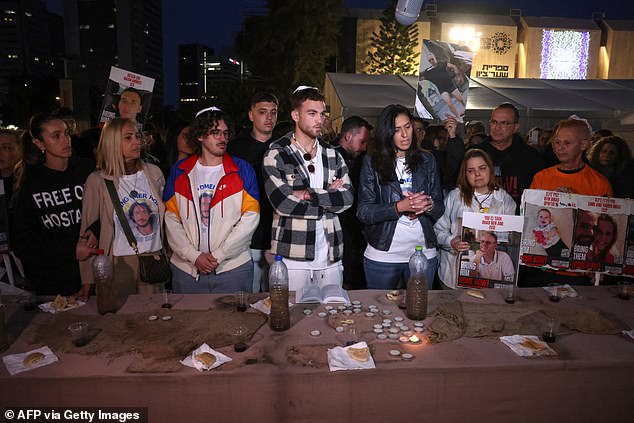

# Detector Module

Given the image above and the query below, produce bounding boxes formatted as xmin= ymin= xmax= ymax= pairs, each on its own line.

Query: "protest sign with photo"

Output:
xmin=457 ymin=212 xmax=524 ymax=289
xmin=520 ymin=189 xmax=634 ymax=277
xmin=98 ymin=66 xmax=155 ymax=129
xmin=415 ymin=40 xmax=473 ymax=123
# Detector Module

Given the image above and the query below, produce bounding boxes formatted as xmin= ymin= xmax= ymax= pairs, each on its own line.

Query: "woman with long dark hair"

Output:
xmin=11 ymin=112 xmax=95 ymax=297
xmin=434 ymin=148 xmax=516 ymax=289
xmin=357 ymin=104 xmax=444 ymax=290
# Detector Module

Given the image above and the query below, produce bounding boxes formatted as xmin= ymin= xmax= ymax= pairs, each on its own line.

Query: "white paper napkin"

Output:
xmin=543 ymin=284 xmax=579 ymax=299
xmin=622 ymin=329 xmax=634 ymax=340
xmin=38 ymin=299 xmax=86 ymax=314
xmin=500 ymin=335 xmax=557 ymax=357
xmin=250 ymin=297 xmax=293 ymax=315
xmin=2 ymin=346 xmax=59 ymax=376
xmin=327 ymin=341 xmax=376 ymax=372
xmin=180 ymin=343 xmax=232 ymax=371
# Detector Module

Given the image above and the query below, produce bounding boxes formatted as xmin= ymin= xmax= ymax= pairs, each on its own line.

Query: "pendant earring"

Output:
xmin=41 ymin=149 xmax=46 ymax=155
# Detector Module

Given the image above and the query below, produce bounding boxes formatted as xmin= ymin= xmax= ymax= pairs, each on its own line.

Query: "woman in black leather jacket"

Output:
xmin=357 ymin=104 xmax=444 ymax=290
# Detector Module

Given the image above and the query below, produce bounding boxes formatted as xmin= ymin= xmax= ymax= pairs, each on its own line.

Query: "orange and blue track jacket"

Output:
xmin=163 ymin=154 xmax=260 ymax=277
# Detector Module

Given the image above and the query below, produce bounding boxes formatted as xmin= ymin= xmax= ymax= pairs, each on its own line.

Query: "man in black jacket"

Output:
xmin=335 ymin=116 xmax=372 ymax=289
xmin=476 ymin=103 xmax=543 ymax=211
xmin=228 ymin=92 xmax=279 ymax=292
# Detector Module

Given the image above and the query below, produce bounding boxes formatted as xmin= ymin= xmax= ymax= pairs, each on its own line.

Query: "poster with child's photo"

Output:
xmin=415 ymin=40 xmax=473 ymax=123
xmin=521 ymin=203 xmax=573 ymax=269
xmin=457 ymin=212 xmax=524 ymax=289
xmin=98 ymin=66 xmax=155 ymax=129
xmin=521 ymin=189 xmax=632 ymax=276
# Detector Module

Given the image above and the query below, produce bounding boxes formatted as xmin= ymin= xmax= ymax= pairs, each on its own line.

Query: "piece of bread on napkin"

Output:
xmin=519 ymin=337 xmax=546 ymax=351
xmin=195 ymin=352 xmax=217 ymax=367
xmin=23 ymin=352 xmax=45 ymax=367
xmin=347 ymin=347 xmax=370 ymax=362
xmin=52 ymin=295 xmax=67 ymax=311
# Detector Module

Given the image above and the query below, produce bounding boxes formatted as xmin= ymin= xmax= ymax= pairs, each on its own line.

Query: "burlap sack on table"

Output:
xmin=427 ymin=295 xmax=628 ymax=343
xmin=21 ymin=307 xmax=266 ymax=373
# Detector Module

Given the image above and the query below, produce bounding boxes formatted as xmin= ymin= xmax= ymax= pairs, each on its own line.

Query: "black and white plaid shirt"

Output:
xmin=263 ymin=132 xmax=353 ymax=261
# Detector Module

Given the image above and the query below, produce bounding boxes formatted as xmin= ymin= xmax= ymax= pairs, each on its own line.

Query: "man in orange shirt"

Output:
xmin=530 ymin=116 xmax=612 ymax=196
xmin=522 ymin=116 xmax=612 ymax=287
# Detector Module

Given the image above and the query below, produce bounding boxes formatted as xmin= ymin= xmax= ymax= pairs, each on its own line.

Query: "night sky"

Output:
xmin=45 ymin=0 xmax=634 ymax=107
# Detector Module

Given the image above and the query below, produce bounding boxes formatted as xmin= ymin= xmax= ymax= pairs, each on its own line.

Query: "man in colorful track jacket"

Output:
xmin=263 ymin=86 xmax=353 ymax=292
xmin=163 ymin=107 xmax=260 ymax=293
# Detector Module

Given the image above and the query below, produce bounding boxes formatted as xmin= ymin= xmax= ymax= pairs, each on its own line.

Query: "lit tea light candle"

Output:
xmin=409 ymin=335 xmax=421 ymax=344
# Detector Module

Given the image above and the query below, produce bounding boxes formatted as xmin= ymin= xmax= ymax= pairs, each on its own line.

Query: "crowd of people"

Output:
xmin=1 ymin=85 xmax=633 ymax=300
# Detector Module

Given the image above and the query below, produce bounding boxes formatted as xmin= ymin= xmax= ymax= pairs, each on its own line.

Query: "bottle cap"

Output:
xmin=96 ymin=249 xmax=105 ymax=255
xmin=275 ymin=255 xmax=283 ymax=261
xmin=415 ymin=246 xmax=422 ymax=251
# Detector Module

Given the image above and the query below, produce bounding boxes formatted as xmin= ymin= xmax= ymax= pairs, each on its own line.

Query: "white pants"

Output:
xmin=287 ymin=262 xmax=343 ymax=293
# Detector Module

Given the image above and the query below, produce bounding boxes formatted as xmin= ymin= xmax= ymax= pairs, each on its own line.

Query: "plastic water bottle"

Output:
xmin=93 ymin=249 xmax=117 ymax=314
xmin=406 ymin=246 xmax=428 ymax=320
xmin=268 ymin=255 xmax=290 ymax=331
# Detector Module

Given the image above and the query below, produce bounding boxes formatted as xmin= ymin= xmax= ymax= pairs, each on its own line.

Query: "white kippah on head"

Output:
xmin=195 ymin=106 xmax=222 ymax=117
xmin=293 ymin=85 xmax=318 ymax=94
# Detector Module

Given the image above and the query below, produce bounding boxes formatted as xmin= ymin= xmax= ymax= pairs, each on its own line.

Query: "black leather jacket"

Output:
xmin=357 ymin=152 xmax=444 ymax=251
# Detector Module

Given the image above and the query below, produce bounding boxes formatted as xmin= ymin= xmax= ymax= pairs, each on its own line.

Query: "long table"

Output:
xmin=1 ymin=287 xmax=633 ymax=422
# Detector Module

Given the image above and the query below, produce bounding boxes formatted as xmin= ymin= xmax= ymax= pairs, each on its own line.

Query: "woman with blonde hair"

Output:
xmin=79 ymin=118 xmax=165 ymax=297
xmin=434 ymin=148 xmax=516 ymax=289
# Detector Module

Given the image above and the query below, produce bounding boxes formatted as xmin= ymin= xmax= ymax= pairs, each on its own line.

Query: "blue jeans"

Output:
xmin=364 ymin=256 xmax=438 ymax=290
xmin=171 ymin=261 xmax=253 ymax=294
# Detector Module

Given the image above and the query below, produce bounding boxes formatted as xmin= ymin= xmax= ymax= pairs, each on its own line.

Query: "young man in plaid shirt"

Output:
xmin=263 ymin=86 xmax=353 ymax=292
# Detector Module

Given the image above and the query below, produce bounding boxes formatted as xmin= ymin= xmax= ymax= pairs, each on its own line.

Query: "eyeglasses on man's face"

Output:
xmin=209 ymin=129 xmax=230 ymax=139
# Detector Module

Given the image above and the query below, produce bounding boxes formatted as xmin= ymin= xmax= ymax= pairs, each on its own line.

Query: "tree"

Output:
xmin=237 ymin=0 xmax=344 ymax=99
xmin=366 ymin=0 xmax=419 ymax=75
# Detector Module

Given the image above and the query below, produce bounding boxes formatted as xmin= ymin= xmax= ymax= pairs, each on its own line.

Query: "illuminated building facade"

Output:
xmin=344 ymin=9 xmax=633 ymax=81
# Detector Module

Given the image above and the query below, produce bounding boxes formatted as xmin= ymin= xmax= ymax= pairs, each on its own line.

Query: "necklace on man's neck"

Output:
xmin=292 ymin=133 xmax=317 ymax=173
xmin=474 ymin=191 xmax=492 ymax=213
